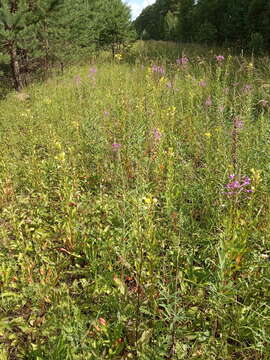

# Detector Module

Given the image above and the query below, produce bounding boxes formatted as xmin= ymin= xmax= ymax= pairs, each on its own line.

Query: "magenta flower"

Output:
xmin=152 ymin=65 xmax=165 ymax=74
xmin=216 ymin=55 xmax=225 ymax=62
xmin=176 ymin=57 xmax=189 ymax=66
xmin=234 ymin=116 xmax=244 ymax=131
xmin=89 ymin=67 xmax=97 ymax=74
xmin=198 ymin=80 xmax=207 ymax=87
xmin=205 ymin=96 xmax=212 ymax=107
xmin=153 ymin=128 xmax=162 ymax=141
xmin=218 ymin=105 xmax=225 ymax=112
xmin=112 ymin=143 xmax=121 ymax=151
xmin=224 ymin=174 xmax=253 ymax=196
xmin=242 ymin=84 xmax=252 ymax=94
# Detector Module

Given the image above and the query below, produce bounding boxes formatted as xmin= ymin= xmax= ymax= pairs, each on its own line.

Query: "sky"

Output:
xmin=125 ymin=0 xmax=155 ymax=20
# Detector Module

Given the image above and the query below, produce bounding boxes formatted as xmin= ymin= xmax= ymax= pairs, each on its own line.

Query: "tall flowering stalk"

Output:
xmin=231 ymin=116 xmax=243 ymax=173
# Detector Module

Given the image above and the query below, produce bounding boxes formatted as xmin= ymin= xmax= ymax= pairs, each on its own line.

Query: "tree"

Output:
xmin=0 ymin=0 xmax=62 ymax=90
xmin=96 ymin=0 xmax=135 ymax=57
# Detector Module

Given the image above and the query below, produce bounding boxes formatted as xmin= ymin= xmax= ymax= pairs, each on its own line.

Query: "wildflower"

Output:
xmin=104 ymin=111 xmax=110 ymax=116
xmin=153 ymin=128 xmax=162 ymax=141
xmin=224 ymin=174 xmax=253 ymax=196
xmin=176 ymin=57 xmax=189 ymax=66
xmin=242 ymin=84 xmax=252 ymax=94
xmin=98 ymin=318 xmax=107 ymax=327
xmin=247 ymin=62 xmax=254 ymax=70
xmin=198 ymin=80 xmax=207 ymax=87
xmin=112 ymin=143 xmax=121 ymax=151
xmin=152 ymin=65 xmax=165 ymax=74
xmin=114 ymin=53 xmax=123 ymax=61
xmin=89 ymin=67 xmax=97 ymax=74
xmin=205 ymin=96 xmax=212 ymax=107
xmin=44 ymin=98 xmax=52 ymax=105
xmin=216 ymin=55 xmax=225 ymax=62
xmin=205 ymin=132 xmax=211 ymax=137
xmin=234 ymin=116 xmax=244 ymax=130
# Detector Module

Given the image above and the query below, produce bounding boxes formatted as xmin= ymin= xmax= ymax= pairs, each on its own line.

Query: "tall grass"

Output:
xmin=0 ymin=42 xmax=270 ymax=359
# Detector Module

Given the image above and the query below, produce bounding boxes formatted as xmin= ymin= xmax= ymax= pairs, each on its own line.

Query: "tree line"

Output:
xmin=134 ymin=0 xmax=270 ymax=52
xmin=0 ymin=0 xmax=134 ymax=91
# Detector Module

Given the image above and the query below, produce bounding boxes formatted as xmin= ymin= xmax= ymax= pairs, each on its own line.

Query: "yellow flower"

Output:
xmin=205 ymin=132 xmax=211 ymax=137
xmin=114 ymin=53 xmax=123 ymax=61
xmin=44 ymin=98 xmax=52 ymax=105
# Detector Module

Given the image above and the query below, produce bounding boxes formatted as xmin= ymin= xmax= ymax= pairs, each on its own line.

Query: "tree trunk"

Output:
xmin=9 ymin=42 xmax=23 ymax=91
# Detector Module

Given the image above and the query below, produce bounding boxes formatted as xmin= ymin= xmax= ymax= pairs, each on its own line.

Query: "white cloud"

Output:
xmin=125 ymin=0 xmax=155 ymax=20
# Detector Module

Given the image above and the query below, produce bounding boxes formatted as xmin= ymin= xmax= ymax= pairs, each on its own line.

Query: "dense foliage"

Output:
xmin=0 ymin=0 xmax=134 ymax=91
xmin=134 ymin=0 xmax=270 ymax=52
xmin=1 ymin=41 xmax=270 ymax=359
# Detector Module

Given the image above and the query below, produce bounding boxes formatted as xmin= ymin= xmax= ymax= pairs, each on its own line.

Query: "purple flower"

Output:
xmin=226 ymin=180 xmax=241 ymax=189
xmin=205 ymin=96 xmax=212 ymax=107
xmin=234 ymin=116 xmax=244 ymax=130
xmin=153 ymin=128 xmax=162 ymax=141
xmin=198 ymin=80 xmax=207 ymax=87
xmin=112 ymin=143 xmax=121 ymax=151
xmin=89 ymin=67 xmax=97 ymax=74
xmin=176 ymin=57 xmax=189 ymax=66
xmin=104 ymin=111 xmax=110 ymax=116
xmin=224 ymin=174 xmax=253 ymax=196
xmin=152 ymin=65 xmax=165 ymax=74
xmin=216 ymin=55 xmax=225 ymax=62
xmin=242 ymin=176 xmax=251 ymax=186
xmin=242 ymin=84 xmax=252 ymax=94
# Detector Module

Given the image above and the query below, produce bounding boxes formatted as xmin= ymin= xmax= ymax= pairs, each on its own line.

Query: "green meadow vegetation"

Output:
xmin=0 ymin=41 xmax=270 ymax=359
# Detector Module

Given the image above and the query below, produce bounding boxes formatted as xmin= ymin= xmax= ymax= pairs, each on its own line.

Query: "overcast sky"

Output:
xmin=125 ymin=0 xmax=155 ymax=20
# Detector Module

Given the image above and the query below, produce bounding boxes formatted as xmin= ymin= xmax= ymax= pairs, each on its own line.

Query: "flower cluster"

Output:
xmin=153 ymin=128 xmax=162 ymax=141
xmin=112 ymin=143 xmax=121 ymax=151
xmin=176 ymin=57 xmax=189 ymax=66
xmin=216 ymin=55 xmax=225 ymax=62
xmin=151 ymin=65 xmax=165 ymax=74
xmin=225 ymin=174 xmax=253 ymax=196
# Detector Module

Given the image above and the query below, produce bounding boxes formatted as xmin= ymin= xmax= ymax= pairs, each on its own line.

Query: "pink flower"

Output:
xmin=205 ymin=96 xmax=212 ymax=107
xmin=198 ymin=80 xmax=207 ymax=87
xmin=152 ymin=65 xmax=165 ymax=74
xmin=153 ymin=128 xmax=162 ymax=141
xmin=176 ymin=57 xmax=189 ymax=66
xmin=216 ymin=55 xmax=225 ymax=62
xmin=112 ymin=143 xmax=121 ymax=151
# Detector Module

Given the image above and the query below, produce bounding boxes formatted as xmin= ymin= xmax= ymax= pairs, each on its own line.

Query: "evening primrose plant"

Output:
xmin=0 ymin=42 xmax=270 ymax=359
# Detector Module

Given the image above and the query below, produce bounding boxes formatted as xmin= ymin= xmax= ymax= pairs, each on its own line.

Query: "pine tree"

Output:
xmin=0 ymin=0 xmax=61 ymax=90
xmin=96 ymin=0 xmax=134 ymax=57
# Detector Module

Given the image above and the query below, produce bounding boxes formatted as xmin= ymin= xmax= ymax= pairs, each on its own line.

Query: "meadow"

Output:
xmin=0 ymin=41 xmax=270 ymax=359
